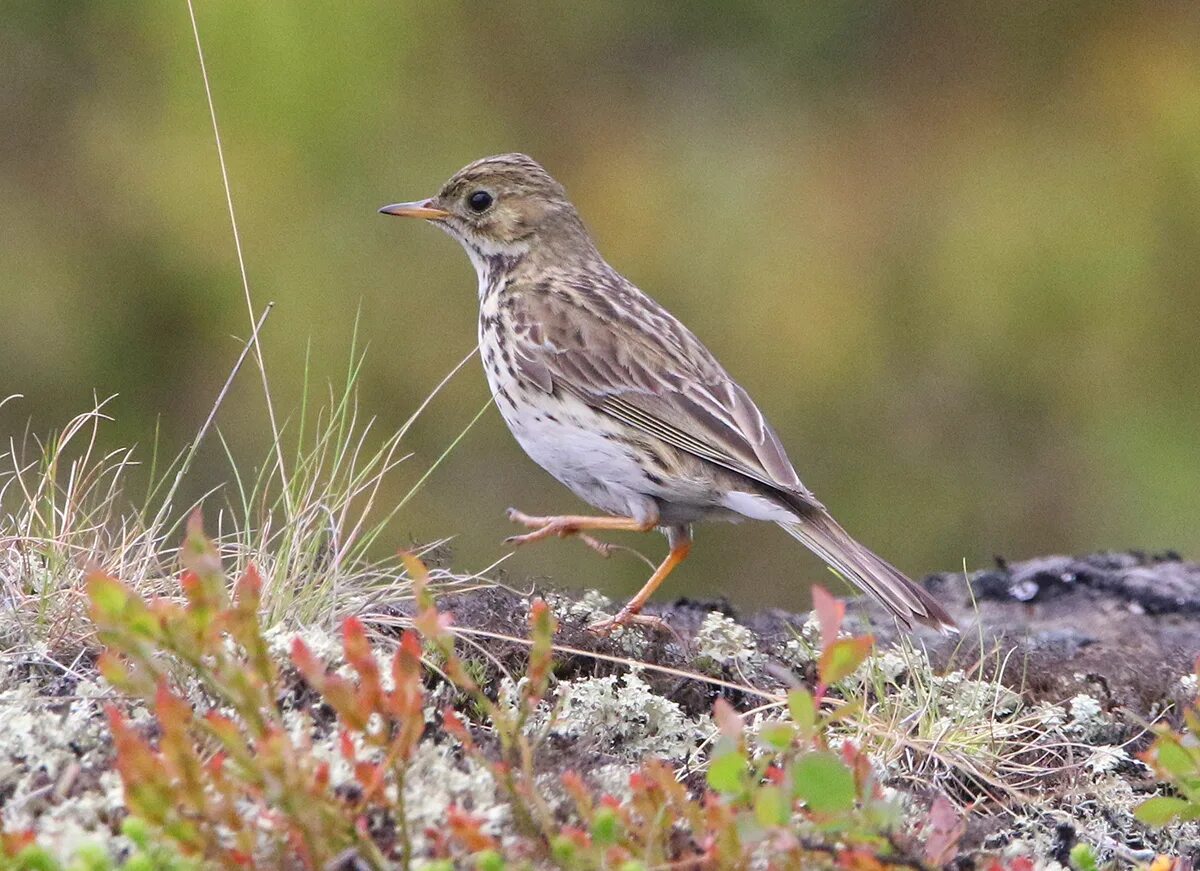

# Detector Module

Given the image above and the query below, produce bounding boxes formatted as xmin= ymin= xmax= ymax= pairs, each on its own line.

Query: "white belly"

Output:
xmin=484 ymin=362 xmax=661 ymax=524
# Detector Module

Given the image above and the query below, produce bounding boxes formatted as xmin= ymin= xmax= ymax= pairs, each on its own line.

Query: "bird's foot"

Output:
xmin=504 ymin=508 xmax=579 ymax=547
xmin=503 ymin=508 xmax=623 ymax=555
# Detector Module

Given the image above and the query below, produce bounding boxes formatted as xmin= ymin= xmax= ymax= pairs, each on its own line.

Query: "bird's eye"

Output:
xmin=467 ymin=190 xmax=493 ymax=212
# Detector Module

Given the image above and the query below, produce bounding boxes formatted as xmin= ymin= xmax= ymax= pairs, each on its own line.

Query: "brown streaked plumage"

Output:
xmin=380 ymin=153 xmax=956 ymax=635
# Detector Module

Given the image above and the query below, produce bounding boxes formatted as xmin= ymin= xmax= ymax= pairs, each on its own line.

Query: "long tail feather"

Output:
xmin=779 ymin=511 xmax=957 ymax=634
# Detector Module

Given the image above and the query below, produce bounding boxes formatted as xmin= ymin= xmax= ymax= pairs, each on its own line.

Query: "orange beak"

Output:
xmin=378 ymin=199 xmax=450 ymax=220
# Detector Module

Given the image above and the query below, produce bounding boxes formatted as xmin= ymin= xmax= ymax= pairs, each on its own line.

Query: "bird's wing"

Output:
xmin=507 ymin=275 xmax=820 ymax=506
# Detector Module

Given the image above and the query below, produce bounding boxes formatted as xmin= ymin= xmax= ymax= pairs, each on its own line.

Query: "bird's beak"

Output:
xmin=378 ymin=198 xmax=450 ymax=220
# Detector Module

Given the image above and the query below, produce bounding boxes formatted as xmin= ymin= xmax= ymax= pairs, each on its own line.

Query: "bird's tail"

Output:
xmin=778 ymin=511 xmax=957 ymax=634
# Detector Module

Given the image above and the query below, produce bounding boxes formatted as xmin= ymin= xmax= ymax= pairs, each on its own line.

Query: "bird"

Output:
xmin=380 ymin=153 xmax=956 ymax=635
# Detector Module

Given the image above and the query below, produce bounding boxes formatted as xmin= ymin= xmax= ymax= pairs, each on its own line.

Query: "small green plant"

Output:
xmin=0 ymin=817 xmax=199 ymax=871
xmin=1135 ymin=660 xmax=1200 ymax=828
xmin=76 ymin=517 xmax=1056 ymax=869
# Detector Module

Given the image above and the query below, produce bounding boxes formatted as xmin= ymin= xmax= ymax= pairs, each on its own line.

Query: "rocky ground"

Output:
xmin=2 ymin=550 xmax=1199 ymax=867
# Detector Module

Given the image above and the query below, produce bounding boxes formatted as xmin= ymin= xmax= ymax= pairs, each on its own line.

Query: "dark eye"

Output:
xmin=467 ymin=190 xmax=493 ymax=212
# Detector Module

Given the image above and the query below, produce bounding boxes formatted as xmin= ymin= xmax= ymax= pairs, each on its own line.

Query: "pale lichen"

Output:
xmin=550 ymin=671 xmax=709 ymax=762
xmin=693 ymin=611 xmax=761 ymax=674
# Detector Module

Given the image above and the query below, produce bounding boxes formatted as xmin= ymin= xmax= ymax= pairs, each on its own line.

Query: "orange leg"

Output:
xmin=504 ymin=507 xmax=657 ymax=547
xmin=589 ymin=534 xmax=692 ymax=635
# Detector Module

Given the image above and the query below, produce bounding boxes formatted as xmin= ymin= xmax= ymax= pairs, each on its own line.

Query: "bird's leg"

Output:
xmin=504 ymin=507 xmax=656 ymax=547
xmin=589 ymin=527 xmax=692 ymax=636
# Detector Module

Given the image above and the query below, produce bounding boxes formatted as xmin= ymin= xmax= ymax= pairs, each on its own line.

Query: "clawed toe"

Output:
xmin=578 ymin=533 xmax=615 ymax=558
xmin=506 ymin=507 xmax=549 ymax=529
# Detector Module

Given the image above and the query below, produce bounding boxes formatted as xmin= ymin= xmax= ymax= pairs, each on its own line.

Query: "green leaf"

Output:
xmin=754 ymin=785 xmax=790 ymax=827
xmin=787 ymin=688 xmax=817 ymax=739
xmin=791 ymin=751 xmax=856 ymax=814
xmin=818 ymin=636 xmax=874 ymax=686
xmin=707 ymin=747 xmax=748 ymax=794
xmin=1068 ymin=842 xmax=1098 ymax=871
xmin=87 ymin=574 xmax=130 ymax=619
xmin=1134 ymin=795 xmax=1190 ymax=827
xmin=590 ymin=806 xmax=620 ymax=845
xmin=758 ymin=722 xmax=796 ymax=750
xmin=15 ymin=845 xmax=62 ymax=871
xmin=1154 ymin=737 xmax=1200 ymax=782
xmin=474 ymin=850 xmax=505 ymax=871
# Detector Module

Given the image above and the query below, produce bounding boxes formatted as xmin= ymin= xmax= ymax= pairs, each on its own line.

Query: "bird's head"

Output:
xmin=380 ymin=153 xmax=588 ymax=265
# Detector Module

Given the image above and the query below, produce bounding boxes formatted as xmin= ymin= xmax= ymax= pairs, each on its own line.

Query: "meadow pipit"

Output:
xmin=381 ymin=154 xmax=955 ymax=635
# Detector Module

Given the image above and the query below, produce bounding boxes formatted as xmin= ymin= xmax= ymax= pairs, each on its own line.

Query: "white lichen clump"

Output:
xmin=0 ymin=664 xmax=138 ymax=861
xmin=694 ymin=611 xmax=761 ymax=673
xmin=1180 ymin=672 xmax=1198 ymax=698
xmin=1084 ymin=745 xmax=1133 ymax=775
xmin=780 ymin=613 xmax=823 ymax=667
xmin=551 ymin=671 xmax=709 ymax=762
xmin=1066 ymin=693 xmax=1109 ymax=741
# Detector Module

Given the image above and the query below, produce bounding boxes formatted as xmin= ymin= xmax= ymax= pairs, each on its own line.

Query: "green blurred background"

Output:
xmin=3 ymin=2 xmax=1198 ymax=612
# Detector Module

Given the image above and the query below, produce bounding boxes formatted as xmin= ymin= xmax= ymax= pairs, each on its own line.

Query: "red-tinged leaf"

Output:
xmin=922 ymin=795 xmax=965 ymax=866
xmin=182 ymin=509 xmax=222 ymax=576
xmin=234 ymin=563 xmax=263 ymax=605
xmin=837 ymin=848 xmax=887 ymax=870
xmin=322 ymin=675 xmax=368 ymax=731
xmin=561 ymin=771 xmax=591 ymax=814
xmin=442 ymin=708 xmax=472 ymax=746
xmin=342 ymin=618 xmax=382 ymax=710
xmin=0 ymin=830 xmax=36 ymax=856
xmin=818 ymin=635 xmax=875 ymax=686
xmin=526 ymin=597 xmax=557 ymax=700
xmin=342 ymin=617 xmax=369 ymax=663
xmin=179 ymin=570 xmax=201 ymax=599
xmin=561 ymin=770 xmax=584 ymax=792
xmin=558 ymin=825 xmax=591 ymax=848
xmin=712 ymin=697 xmax=743 ymax=738
xmin=339 ymin=731 xmax=357 ymax=762
xmin=354 ymin=761 xmax=383 ymax=792
xmin=314 ymin=760 xmax=330 ymax=790
xmin=155 ymin=679 xmax=191 ymax=726
xmin=203 ymin=711 xmax=243 ymax=747
xmin=446 ymin=804 xmax=497 ymax=852
xmin=290 ymin=638 xmax=323 ymax=686
xmin=96 ymin=651 xmax=130 ymax=687
xmin=413 ymin=606 xmax=452 ymax=639
xmin=811 ymin=585 xmax=844 ymax=650
xmin=1008 ymin=858 xmax=1036 ymax=871
xmin=391 ymin=631 xmax=427 ymax=714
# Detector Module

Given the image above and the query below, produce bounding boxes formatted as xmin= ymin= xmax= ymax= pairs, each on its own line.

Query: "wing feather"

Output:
xmin=506 ymin=275 xmax=817 ymax=506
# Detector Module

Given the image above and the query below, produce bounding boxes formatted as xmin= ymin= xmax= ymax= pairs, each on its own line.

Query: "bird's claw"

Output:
xmin=578 ymin=533 xmax=615 ymax=558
